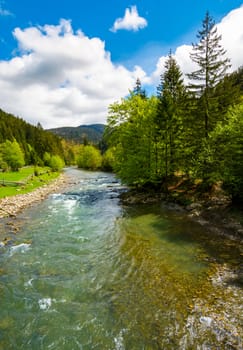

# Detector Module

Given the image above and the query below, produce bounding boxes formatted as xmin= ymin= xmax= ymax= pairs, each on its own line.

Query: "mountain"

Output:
xmin=47 ymin=124 xmax=105 ymax=144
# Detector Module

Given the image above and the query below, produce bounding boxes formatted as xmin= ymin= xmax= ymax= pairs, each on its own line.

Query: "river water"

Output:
xmin=0 ymin=168 xmax=242 ymax=349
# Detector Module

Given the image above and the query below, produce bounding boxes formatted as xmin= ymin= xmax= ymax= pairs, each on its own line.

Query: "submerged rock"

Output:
xmin=38 ymin=298 xmax=52 ymax=311
xmin=9 ymin=243 xmax=31 ymax=256
xmin=199 ymin=316 xmax=213 ymax=327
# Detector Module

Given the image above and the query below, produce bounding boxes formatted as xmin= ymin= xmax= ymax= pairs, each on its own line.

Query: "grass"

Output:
xmin=0 ymin=166 xmax=35 ymax=182
xmin=0 ymin=166 xmax=60 ymax=198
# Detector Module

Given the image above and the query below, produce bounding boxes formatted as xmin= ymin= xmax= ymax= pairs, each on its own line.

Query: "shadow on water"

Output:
xmin=0 ymin=169 xmax=242 ymax=349
xmin=124 ymin=202 xmax=243 ymax=281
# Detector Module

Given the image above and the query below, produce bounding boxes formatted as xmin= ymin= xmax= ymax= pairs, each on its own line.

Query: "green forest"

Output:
xmin=0 ymin=105 xmax=107 ymax=173
xmin=0 ymin=12 xmax=243 ymax=204
xmin=104 ymin=13 xmax=243 ymax=203
xmin=0 ymin=109 xmax=65 ymax=172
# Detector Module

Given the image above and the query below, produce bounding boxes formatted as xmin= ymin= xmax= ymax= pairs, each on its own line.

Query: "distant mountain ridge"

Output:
xmin=47 ymin=124 xmax=105 ymax=144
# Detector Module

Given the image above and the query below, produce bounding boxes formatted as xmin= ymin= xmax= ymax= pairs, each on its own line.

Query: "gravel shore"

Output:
xmin=0 ymin=173 xmax=68 ymax=218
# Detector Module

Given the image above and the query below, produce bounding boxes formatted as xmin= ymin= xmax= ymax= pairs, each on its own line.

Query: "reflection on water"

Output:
xmin=0 ymin=168 xmax=242 ymax=349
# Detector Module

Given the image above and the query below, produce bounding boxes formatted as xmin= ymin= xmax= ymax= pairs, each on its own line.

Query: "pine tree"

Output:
xmin=133 ymin=78 xmax=146 ymax=99
xmin=156 ymin=52 xmax=186 ymax=176
xmin=187 ymin=12 xmax=231 ymax=137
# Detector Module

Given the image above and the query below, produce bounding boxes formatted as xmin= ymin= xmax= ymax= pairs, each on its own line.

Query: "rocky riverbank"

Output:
xmin=0 ymin=173 xmax=68 ymax=219
xmin=119 ymin=183 xmax=243 ymax=242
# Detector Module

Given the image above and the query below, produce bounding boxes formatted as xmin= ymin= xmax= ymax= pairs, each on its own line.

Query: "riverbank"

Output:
xmin=0 ymin=173 xmax=68 ymax=218
xmin=119 ymin=181 xmax=243 ymax=242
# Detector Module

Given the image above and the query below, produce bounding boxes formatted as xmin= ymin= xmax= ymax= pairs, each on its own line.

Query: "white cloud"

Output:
xmin=110 ymin=6 xmax=148 ymax=32
xmin=0 ymin=19 xmax=146 ymax=128
xmin=0 ymin=6 xmax=242 ymax=129
xmin=150 ymin=6 xmax=243 ymax=86
xmin=217 ymin=5 xmax=243 ymax=71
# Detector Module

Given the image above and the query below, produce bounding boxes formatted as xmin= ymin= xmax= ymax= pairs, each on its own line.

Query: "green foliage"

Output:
xmin=1 ymin=139 xmax=25 ymax=171
xmin=205 ymin=104 xmax=243 ymax=201
xmin=187 ymin=12 xmax=231 ymax=137
xmin=0 ymin=166 xmax=60 ymax=198
xmin=0 ymin=151 xmax=8 ymax=171
xmin=0 ymin=166 xmax=37 ymax=182
xmin=49 ymin=155 xmax=65 ymax=172
xmin=132 ymin=78 xmax=147 ymax=99
xmin=0 ymin=109 xmax=64 ymax=167
xmin=105 ymin=33 xmax=243 ymax=202
xmin=61 ymin=139 xmax=79 ymax=165
xmin=102 ymin=148 xmax=116 ymax=171
xmin=106 ymin=94 xmax=160 ymax=185
xmin=43 ymin=152 xmax=51 ymax=166
xmin=156 ymin=52 xmax=187 ymax=176
xmin=77 ymin=145 xmax=102 ymax=170
xmin=105 ymin=55 xmax=191 ymax=186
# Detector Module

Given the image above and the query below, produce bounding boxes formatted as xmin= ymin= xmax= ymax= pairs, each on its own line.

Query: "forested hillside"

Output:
xmin=105 ymin=13 xmax=243 ymax=203
xmin=0 ymin=109 xmax=64 ymax=169
xmin=48 ymin=124 xmax=105 ymax=145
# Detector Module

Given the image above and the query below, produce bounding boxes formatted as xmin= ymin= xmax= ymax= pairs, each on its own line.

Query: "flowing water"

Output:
xmin=0 ymin=168 xmax=242 ymax=349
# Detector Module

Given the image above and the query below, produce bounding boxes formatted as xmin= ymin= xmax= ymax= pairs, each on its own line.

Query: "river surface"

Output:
xmin=0 ymin=168 xmax=242 ymax=349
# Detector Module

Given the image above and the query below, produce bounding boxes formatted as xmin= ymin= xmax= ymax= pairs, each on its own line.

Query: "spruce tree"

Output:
xmin=133 ymin=78 xmax=146 ymax=99
xmin=156 ymin=52 xmax=186 ymax=176
xmin=187 ymin=11 xmax=231 ymax=137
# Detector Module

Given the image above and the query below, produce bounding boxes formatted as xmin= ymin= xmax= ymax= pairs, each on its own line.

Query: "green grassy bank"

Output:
xmin=0 ymin=166 xmax=60 ymax=198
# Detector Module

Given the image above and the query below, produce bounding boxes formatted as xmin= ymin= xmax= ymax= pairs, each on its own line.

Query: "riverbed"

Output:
xmin=0 ymin=168 xmax=242 ymax=349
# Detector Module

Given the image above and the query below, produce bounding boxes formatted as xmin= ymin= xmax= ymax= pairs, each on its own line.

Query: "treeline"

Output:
xmin=0 ymin=109 xmax=64 ymax=171
xmin=0 ymin=108 xmax=110 ymax=172
xmin=62 ymin=143 xmax=114 ymax=171
xmin=104 ymin=13 xmax=243 ymax=203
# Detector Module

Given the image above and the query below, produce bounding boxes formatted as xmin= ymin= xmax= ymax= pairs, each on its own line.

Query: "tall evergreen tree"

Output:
xmin=187 ymin=12 xmax=231 ymax=137
xmin=156 ymin=52 xmax=186 ymax=176
xmin=133 ymin=78 xmax=146 ymax=99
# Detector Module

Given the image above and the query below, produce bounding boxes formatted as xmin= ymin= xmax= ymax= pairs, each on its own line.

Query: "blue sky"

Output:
xmin=0 ymin=0 xmax=243 ymax=127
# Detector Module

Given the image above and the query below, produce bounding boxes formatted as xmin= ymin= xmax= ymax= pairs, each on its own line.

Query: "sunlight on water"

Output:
xmin=0 ymin=169 xmax=242 ymax=349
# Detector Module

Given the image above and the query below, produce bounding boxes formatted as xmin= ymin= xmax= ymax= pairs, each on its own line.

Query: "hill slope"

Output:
xmin=0 ymin=109 xmax=63 ymax=162
xmin=48 ymin=124 xmax=105 ymax=144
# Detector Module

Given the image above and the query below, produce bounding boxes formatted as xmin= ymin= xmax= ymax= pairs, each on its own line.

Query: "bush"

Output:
xmin=77 ymin=145 xmax=102 ymax=170
xmin=49 ymin=155 xmax=65 ymax=172
xmin=1 ymin=139 xmax=25 ymax=171
xmin=102 ymin=148 xmax=115 ymax=171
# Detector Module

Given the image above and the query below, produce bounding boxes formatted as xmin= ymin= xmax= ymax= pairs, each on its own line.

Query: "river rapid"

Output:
xmin=0 ymin=168 xmax=242 ymax=349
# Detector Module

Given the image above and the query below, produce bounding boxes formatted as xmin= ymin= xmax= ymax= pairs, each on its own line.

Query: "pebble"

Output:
xmin=199 ymin=316 xmax=213 ymax=327
xmin=0 ymin=175 xmax=67 ymax=218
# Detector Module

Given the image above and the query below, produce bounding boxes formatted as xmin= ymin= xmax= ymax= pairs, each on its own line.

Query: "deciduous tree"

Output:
xmin=1 ymin=139 xmax=25 ymax=171
xmin=77 ymin=145 xmax=102 ymax=170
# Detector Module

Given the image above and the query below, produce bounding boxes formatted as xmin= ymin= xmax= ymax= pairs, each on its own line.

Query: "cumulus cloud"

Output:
xmin=151 ymin=45 xmax=196 ymax=85
xmin=151 ymin=6 xmax=243 ymax=86
xmin=0 ymin=6 xmax=242 ymax=129
xmin=110 ymin=5 xmax=148 ymax=32
xmin=0 ymin=19 xmax=146 ymax=128
xmin=217 ymin=5 xmax=243 ymax=71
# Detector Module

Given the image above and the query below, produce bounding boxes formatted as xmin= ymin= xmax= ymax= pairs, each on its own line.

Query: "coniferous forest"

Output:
xmin=104 ymin=13 xmax=243 ymax=203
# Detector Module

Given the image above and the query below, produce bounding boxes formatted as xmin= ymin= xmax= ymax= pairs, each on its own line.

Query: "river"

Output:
xmin=0 ymin=168 xmax=242 ymax=349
